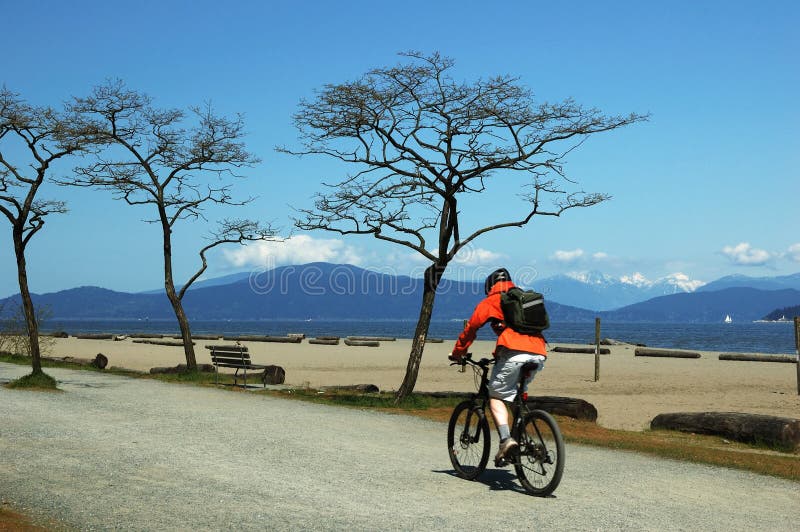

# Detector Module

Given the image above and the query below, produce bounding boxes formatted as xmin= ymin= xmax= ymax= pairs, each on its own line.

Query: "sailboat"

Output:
xmin=724 ymin=314 xmax=732 ymax=324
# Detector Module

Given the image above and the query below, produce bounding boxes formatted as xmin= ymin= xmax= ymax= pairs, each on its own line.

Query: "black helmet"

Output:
xmin=484 ymin=268 xmax=511 ymax=295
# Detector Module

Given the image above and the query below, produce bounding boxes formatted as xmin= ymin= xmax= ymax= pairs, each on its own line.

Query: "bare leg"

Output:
xmin=489 ymin=397 xmax=509 ymax=428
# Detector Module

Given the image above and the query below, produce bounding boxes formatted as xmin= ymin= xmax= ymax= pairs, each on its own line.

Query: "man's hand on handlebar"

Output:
xmin=448 ymin=352 xmax=471 ymax=364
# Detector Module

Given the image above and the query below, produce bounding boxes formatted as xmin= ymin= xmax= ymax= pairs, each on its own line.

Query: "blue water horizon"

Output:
xmin=40 ymin=318 xmax=798 ymax=355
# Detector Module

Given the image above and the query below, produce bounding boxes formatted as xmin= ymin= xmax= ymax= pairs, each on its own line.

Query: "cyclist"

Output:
xmin=448 ymin=268 xmax=547 ymax=463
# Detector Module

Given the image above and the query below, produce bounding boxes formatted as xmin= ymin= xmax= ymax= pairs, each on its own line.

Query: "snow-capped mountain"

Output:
xmin=532 ymin=271 xmax=705 ymax=311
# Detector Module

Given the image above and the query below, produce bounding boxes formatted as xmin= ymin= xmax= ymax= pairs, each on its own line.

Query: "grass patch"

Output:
xmin=4 ymin=370 xmax=59 ymax=391
xmin=261 ymin=388 xmax=459 ymax=410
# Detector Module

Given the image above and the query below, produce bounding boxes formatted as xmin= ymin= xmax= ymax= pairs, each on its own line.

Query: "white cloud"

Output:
xmin=592 ymin=252 xmax=609 ymax=261
xmin=721 ymin=242 xmax=772 ymax=266
xmin=787 ymin=243 xmax=800 ymax=263
xmin=552 ymin=249 xmax=585 ymax=263
xmin=223 ymin=235 xmax=363 ymax=268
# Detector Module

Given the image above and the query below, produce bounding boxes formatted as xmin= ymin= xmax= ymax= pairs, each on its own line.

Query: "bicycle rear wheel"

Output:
xmin=514 ymin=409 xmax=565 ymax=496
xmin=447 ymin=400 xmax=490 ymax=480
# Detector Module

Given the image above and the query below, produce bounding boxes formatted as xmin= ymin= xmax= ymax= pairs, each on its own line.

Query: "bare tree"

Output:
xmin=66 ymin=81 xmax=276 ymax=370
xmin=280 ymin=52 xmax=647 ymax=400
xmin=0 ymin=87 xmax=91 ymax=376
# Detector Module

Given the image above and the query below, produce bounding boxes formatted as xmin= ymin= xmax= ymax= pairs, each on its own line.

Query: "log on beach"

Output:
xmin=425 ymin=338 xmax=444 ymax=343
xmin=635 ymin=347 xmax=701 ymax=359
xmin=651 ymin=412 xmax=800 ymax=450
xmin=75 ymin=334 xmax=115 ymax=340
xmin=261 ymin=365 xmax=286 ymax=385
xmin=552 ymin=346 xmax=611 ymax=355
xmin=320 ymin=384 xmax=380 ymax=393
xmin=308 ymin=338 xmax=340 ymax=345
xmin=221 ymin=335 xmax=302 ymax=343
xmin=525 ymin=396 xmax=598 ymax=422
xmin=42 ymin=353 xmax=108 ymax=370
xmin=718 ymin=353 xmax=797 ymax=363
xmin=346 ymin=336 xmax=396 ymax=342
xmin=132 ymin=339 xmax=194 ymax=347
xmin=170 ymin=334 xmax=223 ymax=340
xmin=343 ymin=339 xmax=380 ymax=347
xmin=128 ymin=334 xmax=165 ymax=339
xmin=601 ymin=338 xmax=646 ymax=347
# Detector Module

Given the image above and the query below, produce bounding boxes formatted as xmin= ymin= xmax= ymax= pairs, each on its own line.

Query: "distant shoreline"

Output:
xmin=35 ymin=318 xmax=800 ymax=355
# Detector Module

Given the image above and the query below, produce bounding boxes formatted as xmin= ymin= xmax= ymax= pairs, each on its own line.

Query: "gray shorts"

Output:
xmin=488 ymin=352 xmax=546 ymax=402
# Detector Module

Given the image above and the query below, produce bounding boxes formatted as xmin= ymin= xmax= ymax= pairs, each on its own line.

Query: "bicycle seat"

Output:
xmin=521 ymin=361 xmax=540 ymax=373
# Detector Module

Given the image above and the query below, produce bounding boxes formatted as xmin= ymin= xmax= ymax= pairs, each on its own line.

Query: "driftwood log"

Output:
xmin=170 ymin=334 xmax=223 ymax=340
xmin=718 ymin=353 xmax=797 ymax=363
xmin=128 ymin=333 xmax=164 ymax=339
xmin=552 ymin=346 xmax=611 ymax=355
xmin=320 ymin=384 xmax=380 ymax=393
xmin=42 ymin=353 xmax=108 ymax=369
xmin=344 ymin=339 xmax=380 ymax=347
xmin=150 ymin=363 xmax=215 ymax=374
xmin=75 ymin=334 xmax=115 ymax=340
xmin=346 ymin=336 xmax=396 ymax=342
xmin=309 ymin=338 xmax=340 ymax=345
xmin=601 ymin=338 xmax=646 ymax=347
xmin=410 ymin=393 xmax=598 ymax=421
xmin=635 ymin=347 xmax=701 ymax=359
xmin=132 ymin=339 xmax=194 ymax=347
xmin=651 ymin=412 xmax=800 ymax=450
xmin=525 ymin=396 xmax=598 ymax=422
xmin=261 ymin=365 xmax=286 ymax=385
xmin=425 ymin=338 xmax=444 ymax=343
xmin=221 ymin=335 xmax=302 ymax=343
xmin=44 ymin=331 xmax=69 ymax=338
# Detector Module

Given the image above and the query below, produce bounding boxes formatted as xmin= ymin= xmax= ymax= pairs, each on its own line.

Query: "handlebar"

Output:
xmin=449 ymin=352 xmax=493 ymax=369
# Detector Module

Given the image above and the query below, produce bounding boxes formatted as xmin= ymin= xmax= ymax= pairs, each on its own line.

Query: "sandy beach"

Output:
xmin=42 ymin=335 xmax=800 ymax=431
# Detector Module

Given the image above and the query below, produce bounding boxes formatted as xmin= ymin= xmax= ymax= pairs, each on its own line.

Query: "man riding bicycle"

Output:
xmin=449 ymin=268 xmax=547 ymax=463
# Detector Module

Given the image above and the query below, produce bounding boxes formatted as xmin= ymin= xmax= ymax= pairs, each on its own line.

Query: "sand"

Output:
xmin=46 ymin=336 xmax=800 ymax=431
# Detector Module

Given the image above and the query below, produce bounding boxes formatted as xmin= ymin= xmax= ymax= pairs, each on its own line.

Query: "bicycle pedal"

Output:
xmin=494 ymin=457 xmax=509 ymax=467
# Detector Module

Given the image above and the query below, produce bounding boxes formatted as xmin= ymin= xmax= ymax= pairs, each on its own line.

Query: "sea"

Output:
xmin=40 ymin=319 xmax=799 ymax=355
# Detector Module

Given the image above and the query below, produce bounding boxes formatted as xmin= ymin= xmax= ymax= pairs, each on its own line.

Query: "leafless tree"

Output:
xmin=66 ymin=81 xmax=276 ymax=370
xmin=280 ymin=52 xmax=647 ymax=400
xmin=0 ymin=87 xmax=92 ymax=376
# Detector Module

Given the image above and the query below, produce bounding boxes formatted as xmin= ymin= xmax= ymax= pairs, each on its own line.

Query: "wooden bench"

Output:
xmin=206 ymin=344 xmax=267 ymax=388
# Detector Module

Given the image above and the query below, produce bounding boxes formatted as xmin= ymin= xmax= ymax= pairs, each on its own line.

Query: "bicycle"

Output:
xmin=447 ymin=353 xmax=565 ymax=496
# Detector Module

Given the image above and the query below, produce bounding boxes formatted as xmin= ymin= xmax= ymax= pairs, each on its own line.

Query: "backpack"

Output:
xmin=500 ymin=287 xmax=550 ymax=334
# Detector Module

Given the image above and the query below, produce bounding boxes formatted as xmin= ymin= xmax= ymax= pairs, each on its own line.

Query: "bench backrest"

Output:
xmin=207 ymin=345 xmax=252 ymax=367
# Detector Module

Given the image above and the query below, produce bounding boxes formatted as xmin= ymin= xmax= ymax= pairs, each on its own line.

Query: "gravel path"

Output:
xmin=1 ymin=362 xmax=797 ymax=531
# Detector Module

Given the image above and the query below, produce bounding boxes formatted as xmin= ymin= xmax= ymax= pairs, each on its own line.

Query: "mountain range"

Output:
xmin=1 ymin=263 xmax=798 ymax=323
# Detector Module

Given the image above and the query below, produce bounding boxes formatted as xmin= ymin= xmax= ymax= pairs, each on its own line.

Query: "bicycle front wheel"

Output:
xmin=447 ymin=400 xmax=490 ymax=480
xmin=514 ymin=409 xmax=565 ymax=496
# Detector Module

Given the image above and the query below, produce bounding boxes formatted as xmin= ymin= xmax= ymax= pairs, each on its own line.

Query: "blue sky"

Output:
xmin=1 ymin=0 xmax=798 ymax=297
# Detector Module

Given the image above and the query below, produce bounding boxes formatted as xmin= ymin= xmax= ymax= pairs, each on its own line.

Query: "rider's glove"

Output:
xmin=448 ymin=352 xmax=462 ymax=362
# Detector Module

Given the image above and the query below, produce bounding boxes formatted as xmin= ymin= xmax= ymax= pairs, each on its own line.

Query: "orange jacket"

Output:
xmin=452 ymin=280 xmax=547 ymax=358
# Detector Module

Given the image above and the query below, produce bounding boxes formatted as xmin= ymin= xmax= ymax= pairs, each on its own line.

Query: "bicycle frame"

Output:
xmin=456 ymin=354 xmax=536 ymax=438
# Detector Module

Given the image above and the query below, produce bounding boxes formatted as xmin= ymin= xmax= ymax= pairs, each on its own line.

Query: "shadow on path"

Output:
xmin=432 ymin=468 xmax=529 ymax=495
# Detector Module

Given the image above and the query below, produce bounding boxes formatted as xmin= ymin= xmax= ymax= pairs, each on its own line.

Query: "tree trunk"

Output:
xmin=395 ymin=263 xmax=445 ymax=402
xmin=13 ymin=231 xmax=42 ymax=374
xmin=161 ymin=219 xmax=197 ymax=370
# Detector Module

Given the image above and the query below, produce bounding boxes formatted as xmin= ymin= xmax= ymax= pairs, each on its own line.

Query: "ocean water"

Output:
xmin=40 ymin=319 xmax=799 ymax=355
